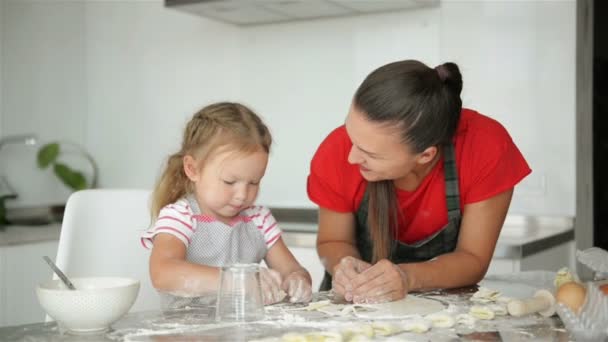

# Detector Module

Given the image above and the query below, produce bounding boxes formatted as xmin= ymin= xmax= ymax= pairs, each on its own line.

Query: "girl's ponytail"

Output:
xmin=150 ymin=152 xmax=191 ymax=220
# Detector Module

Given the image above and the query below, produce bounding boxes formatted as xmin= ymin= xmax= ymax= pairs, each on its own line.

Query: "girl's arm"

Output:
xmin=149 ymin=233 xmax=220 ymax=296
xmin=265 ymin=237 xmax=312 ymax=302
xmin=265 ymin=237 xmax=311 ymax=282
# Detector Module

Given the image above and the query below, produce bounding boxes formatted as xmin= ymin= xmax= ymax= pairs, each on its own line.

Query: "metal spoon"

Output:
xmin=43 ymin=256 xmax=76 ymax=290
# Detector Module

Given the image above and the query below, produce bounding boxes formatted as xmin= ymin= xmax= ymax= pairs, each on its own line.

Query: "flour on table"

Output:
xmin=455 ymin=313 xmax=477 ymax=327
xmin=402 ymin=318 xmax=432 ymax=333
xmin=487 ymin=303 xmax=508 ymax=316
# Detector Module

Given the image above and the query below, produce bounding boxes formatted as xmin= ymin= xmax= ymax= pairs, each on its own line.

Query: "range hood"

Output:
xmin=165 ymin=0 xmax=440 ymax=26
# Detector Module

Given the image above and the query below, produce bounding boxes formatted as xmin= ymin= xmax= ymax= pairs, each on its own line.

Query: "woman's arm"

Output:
xmin=404 ymin=189 xmax=513 ymax=290
xmin=351 ymin=189 xmax=513 ymax=302
xmin=149 ymin=233 xmax=220 ymax=296
xmin=316 ymin=207 xmax=360 ymax=274
xmin=317 ymin=207 xmax=372 ymax=300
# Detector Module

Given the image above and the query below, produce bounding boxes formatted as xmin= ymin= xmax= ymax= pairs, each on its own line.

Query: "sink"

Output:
xmin=499 ymin=225 xmax=540 ymax=238
xmin=498 ymin=215 xmax=573 ymax=239
xmin=5 ymin=205 xmax=64 ymax=225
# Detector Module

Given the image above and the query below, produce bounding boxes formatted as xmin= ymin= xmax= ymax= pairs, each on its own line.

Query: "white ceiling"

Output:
xmin=168 ymin=0 xmax=441 ymax=26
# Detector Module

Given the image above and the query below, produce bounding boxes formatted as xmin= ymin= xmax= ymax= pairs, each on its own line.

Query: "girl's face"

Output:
xmin=184 ymin=147 xmax=268 ymax=223
xmin=345 ymin=105 xmax=431 ymax=183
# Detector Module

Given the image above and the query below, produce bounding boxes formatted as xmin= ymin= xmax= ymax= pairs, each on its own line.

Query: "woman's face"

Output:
xmin=344 ymin=105 xmax=420 ymax=183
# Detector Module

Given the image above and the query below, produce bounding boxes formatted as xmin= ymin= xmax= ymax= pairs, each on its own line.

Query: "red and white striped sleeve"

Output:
xmin=247 ymin=206 xmax=282 ymax=249
xmin=140 ymin=198 xmax=195 ymax=249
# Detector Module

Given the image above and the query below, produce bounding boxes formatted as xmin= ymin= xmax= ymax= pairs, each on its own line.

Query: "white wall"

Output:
xmin=1 ymin=0 xmax=87 ymax=206
xmin=83 ymin=1 xmax=240 ymax=190
xmin=0 ymin=0 xmax=576 ymax=216
xmin=439 ymin=0 xmax=575 ymax=216
xmin=240 ymin=7 xmax=440 ymax=207
xmin=0 ymin=0 xmax=240 ymax=206
xmin=239 ymin=0 xmax=576 ymax=215
xmin=0 ymin=0 xmax=3 ymax=137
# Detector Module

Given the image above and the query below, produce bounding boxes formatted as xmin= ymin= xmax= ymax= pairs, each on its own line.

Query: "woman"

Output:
xmin=307 ymin=60 xmax=531 ymax=304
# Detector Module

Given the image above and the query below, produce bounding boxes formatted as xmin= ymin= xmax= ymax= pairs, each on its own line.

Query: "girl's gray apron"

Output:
xmin=161 ymin=195 xmax=267 ymax=309
xmin=319 ymin=144 xmax=462 ymax=291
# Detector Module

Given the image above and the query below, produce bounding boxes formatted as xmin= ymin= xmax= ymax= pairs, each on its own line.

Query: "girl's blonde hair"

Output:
xmin=151 ymin=102 xmax=272 ymax=219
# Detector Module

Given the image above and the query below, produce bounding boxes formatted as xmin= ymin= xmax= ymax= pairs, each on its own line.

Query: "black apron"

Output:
xmin=319 ymin=144 xmax=462 ymax=291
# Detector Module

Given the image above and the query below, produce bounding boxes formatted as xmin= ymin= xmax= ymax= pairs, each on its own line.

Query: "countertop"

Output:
xmin=280 ymin=215 xmax=574 ymax=259
xmin=0 ymin=215 xmax=574 ymax=260
xmin=0 ymin=223 xmax=61 ymax=246
xmin=0 ymin=272 xmax=570 ymax=341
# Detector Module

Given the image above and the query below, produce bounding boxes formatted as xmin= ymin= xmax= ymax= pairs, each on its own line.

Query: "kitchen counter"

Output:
xmin=0 ymin=223 xmax=61 ymax=247
xmin=0 ymin=272 xmax=570 ymax=341
xmin=0 ymin=214 xmax=574 ymax=257
xmin=279 ymin=214 xmax=574 ymax=260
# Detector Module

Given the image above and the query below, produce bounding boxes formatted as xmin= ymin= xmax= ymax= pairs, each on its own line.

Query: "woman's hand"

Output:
xmin=350 ymin=259 xmax=410 ymax=304
xmin=281 ymin=269 xmax=312 ymax=303
xmin=260 ymin=268 xmax=286 ymax=305
xmin=331 ymin=256 xmax=371 ymax=301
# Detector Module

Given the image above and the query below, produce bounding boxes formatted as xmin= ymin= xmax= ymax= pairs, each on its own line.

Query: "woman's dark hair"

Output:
xmin=353 ymin=60 xmax=463 ymax=263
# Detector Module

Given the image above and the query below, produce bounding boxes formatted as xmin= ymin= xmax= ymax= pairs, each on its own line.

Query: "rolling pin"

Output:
xmin=507 ymin=289 xmax=556 ymax=317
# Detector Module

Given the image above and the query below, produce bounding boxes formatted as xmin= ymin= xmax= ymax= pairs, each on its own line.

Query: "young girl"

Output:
xmin=141 ymin=102 xmax=312 ymax=308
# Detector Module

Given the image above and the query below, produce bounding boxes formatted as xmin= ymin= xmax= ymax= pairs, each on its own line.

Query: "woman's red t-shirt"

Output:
xmin=307 ymin=108 xmax=531 ymax=244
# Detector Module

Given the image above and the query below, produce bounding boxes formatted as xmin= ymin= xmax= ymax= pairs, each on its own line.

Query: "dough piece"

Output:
xmin=455 ymin=313 xmax=477 ymax=326
xmin=471 ymin=287 xmax=501 ymax=303
xmin=301 ymin=300 xmax=331 ymax=311
xmin=348 ymin=336 xmax=372 ymax=342
xmin=469 ymin=305 xmax=495 ymax=320
xmin=354 ymin=295 xmax=445 ymax=319
xmin=424 ymin=312 xmax=456 ymax=328
xmin=554 ymin=267 xmax=577 ymax=289
xmin=342 ymin=324 xmax=375 ymax=339
xmin=281 ymin=333 xmax=306 ymax=342
xmin=281 ymin=331 xmax=342 ymax=342
xmin=371 ymin=322 xmax=403 ymax=336
xmin=317 ymin=304 xmax=356 ymax=317
xmin=487 ymin=303 xmax=507 ymax=316
xmin=402 ymin=319 xmax=431 ymax=333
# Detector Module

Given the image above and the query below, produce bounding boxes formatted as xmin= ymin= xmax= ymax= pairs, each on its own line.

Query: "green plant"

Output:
xmin=37 ymin=142 xmax=89 ymax=191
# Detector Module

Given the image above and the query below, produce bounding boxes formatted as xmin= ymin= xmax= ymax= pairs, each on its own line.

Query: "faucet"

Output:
xmin=0 ymin=134 xmax=38 ymax=199
xmin=0 ymin=134 xmax=38 ymax=149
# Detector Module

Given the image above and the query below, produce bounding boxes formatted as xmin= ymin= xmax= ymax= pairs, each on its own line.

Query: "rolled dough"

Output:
xmin=354 ymin=295 xmax=445 ymax=319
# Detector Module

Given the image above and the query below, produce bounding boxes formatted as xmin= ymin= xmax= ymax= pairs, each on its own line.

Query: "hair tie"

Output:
xmin=435 ymin=64 xmax=449 ymax=81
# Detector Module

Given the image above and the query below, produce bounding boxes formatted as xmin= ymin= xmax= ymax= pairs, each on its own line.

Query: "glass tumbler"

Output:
xmin=215 ymin=263 xmax=265 ymax=322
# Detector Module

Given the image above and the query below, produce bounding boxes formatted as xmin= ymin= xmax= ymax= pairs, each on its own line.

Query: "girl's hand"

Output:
xmin=260 ymin=268 xmax=286 ymax=305
xmin=331 ymin=256 xmax=371 ymax=302
xmin=350 ymin=259 xmax=409 ymax=304
xmin=281 ymin=269 xmax=312 ymax=303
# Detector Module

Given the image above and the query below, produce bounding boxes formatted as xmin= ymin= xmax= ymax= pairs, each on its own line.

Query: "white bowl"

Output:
xmin=36 ymin=277 xmax=140 ymax=333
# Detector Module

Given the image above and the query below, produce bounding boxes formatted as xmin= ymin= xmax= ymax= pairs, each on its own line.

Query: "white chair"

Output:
xmin=53 ymin=189 xmax=159 ymax=313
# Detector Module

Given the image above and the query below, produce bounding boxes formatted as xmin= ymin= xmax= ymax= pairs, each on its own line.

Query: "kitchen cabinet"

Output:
xmin=0 ymin=225 xmax=59 ymax=327
xmin=487 ymin=241 xmax=576 ymax=276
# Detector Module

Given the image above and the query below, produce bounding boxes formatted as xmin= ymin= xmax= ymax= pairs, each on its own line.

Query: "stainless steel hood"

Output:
xmin=165 ymin=0 xmax=440 ymax=26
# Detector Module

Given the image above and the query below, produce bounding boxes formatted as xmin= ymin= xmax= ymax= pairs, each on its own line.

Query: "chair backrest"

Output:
xmin=54 ymin=189 xmax=158 ymax=313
